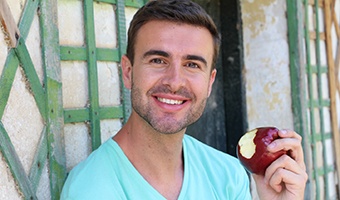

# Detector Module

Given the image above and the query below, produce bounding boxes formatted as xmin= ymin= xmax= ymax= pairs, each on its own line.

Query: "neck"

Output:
xmin=113 ymin=112 xmax=185 ymax=200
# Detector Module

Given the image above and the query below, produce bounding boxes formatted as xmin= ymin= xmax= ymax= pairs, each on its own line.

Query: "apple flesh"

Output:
xmin=236 ymin=127 xmax=287 ymax=175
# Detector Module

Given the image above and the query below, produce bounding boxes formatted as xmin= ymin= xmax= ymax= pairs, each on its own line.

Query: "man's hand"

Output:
xmin=253 ymin=129 xmax=308 ymax=200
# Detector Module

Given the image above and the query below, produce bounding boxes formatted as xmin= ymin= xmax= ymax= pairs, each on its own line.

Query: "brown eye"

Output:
xmin=150 ymin=58 xmax=165 ymax=64
xmin=185 ymin=62 xmax=199 ymax=69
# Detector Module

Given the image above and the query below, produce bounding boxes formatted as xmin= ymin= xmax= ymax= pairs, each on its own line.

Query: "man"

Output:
xmin=61 ymin=0 xmax=308 ymax=199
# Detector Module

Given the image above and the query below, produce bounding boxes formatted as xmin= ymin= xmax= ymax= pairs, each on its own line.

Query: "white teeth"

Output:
xmin=157 ymin=97 xmax=183 ymax=105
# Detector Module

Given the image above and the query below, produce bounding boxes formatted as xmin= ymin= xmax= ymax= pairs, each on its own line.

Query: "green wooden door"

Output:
xmin=0 ymin=0 xmax=144 ymax=199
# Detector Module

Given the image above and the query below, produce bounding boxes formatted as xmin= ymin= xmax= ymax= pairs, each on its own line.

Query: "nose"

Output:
xmin=161 ymin=64 xmax=186 ymax=93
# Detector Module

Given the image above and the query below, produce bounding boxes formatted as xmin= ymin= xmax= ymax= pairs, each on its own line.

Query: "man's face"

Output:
xmin=122 ymin=20 xmax=216 ymax=134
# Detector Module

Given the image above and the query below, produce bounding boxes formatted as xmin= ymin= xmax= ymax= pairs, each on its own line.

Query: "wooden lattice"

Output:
xmin=325 ymin=0 xmax=340 ymax=194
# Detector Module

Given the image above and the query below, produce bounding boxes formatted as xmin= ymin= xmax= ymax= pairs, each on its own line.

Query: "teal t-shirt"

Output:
xmin=61 ymin=135 xmax=251 ymax=200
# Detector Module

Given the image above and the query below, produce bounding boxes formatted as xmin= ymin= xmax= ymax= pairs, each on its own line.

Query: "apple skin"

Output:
xmin=236 ymin=127 xmax=287 ymax=175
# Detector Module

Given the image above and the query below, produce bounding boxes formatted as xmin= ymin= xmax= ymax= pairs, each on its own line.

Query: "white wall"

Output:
xmin=241 ymin=0 xmax=294 ymax=130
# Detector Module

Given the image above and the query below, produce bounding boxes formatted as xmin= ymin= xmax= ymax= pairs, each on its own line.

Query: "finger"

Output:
xmin=268 ymin=138 xmax=304 ymax=165
xmin=267 ymin=130 xmax=305 ymax=169
xmin=265 ymin=155 xmax=297 ymax=181
xmin=278 ymin=129 xmax=302 ymax=141
xmin=268 ymin=137 xmax=302 ymax=152
xmin=268 ymin=166 xmax=308 ymax=194
xmin=264 ymin=154 xmax=308 ymax=185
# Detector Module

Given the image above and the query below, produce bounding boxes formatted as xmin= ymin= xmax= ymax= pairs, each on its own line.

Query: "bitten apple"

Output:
xmin=236 ymin=127 xmax=287 ymax=175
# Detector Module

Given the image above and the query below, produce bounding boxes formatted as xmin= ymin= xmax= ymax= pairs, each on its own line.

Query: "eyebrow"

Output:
xmin=143 ymin=50 xmax=169 ymax=59
xmin=142 ymin=49 xmax=208 ymax=66
xmin=186 ymin=55 xmax=207 ymax=66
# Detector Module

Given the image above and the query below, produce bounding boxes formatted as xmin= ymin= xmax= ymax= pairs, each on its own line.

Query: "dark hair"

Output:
xmin=126 ymin=0 xmax=221 ymax=69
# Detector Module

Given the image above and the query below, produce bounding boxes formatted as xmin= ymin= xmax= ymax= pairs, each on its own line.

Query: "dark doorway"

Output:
xmin=186 ymin=0 xmax=247 ymax=157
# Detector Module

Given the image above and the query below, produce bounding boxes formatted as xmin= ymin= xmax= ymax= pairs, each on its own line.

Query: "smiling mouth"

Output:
xmin=157 ymin=97 xmax=184 ymax=105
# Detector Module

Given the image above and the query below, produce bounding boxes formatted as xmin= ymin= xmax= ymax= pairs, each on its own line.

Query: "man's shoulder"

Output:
xmin=72 ymin=139 xmax=116 ymax=171
xmin=183 ymin=134 xmax=245 ymax=172
xmin=182 ymin=134 xmax=250 ymax=199
xmin=184 ymin=134 xmax=237 ymax=159
xmin=61 ymin=139 xmax=120 ymax=199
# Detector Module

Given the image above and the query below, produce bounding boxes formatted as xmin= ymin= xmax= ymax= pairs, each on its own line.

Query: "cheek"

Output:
xmin=131 ymin=70 xmax=158 ymax=90
xmin=190 ymin=77 xmax=212 ymax=99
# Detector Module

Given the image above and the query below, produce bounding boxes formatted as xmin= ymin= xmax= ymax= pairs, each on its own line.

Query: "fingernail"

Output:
xmin=280 ymin=129 xmax=287 ymax=135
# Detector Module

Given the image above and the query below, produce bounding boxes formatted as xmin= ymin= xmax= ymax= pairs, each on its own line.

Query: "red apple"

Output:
xmin=236 ymin=127 xmax=287 ymax=175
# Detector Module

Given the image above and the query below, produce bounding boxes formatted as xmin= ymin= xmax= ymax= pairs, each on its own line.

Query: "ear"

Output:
xmin=121 ymin=55 xmax=133 ymax=89
xmin=207 ymin=69 xmax=217 ymax=97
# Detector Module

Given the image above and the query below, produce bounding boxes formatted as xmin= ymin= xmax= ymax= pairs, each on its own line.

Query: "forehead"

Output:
xmin=134 ymin=20 xmax=214 ymax=63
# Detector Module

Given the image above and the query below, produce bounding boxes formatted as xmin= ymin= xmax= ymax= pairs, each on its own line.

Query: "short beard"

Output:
xmin=131 ymin=83 xmax=207 ymax=134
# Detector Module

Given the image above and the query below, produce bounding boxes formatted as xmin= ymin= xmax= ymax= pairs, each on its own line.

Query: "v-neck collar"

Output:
xmin=110 ymin=136 xmax=189 ymax=199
